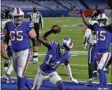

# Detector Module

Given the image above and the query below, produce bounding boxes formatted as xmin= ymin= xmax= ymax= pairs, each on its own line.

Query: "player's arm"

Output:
xmin=28 ymin=28 xmax=38 ymax=52
xmin=1 ymin=30 xmax=10 ymax=59
xmin=29 ymin=28 xmax=39 ymax=64
xmin=80 ymin=10 xmax=96 ymax=30
xmin=83 ymin=36 xmax=88 ymax=49
xmin=83 ymin=29 xmax=90 ymax=49
xmin=39 ymin=14 xmax=44 ymax=29
xmin=38 ymin=36 xmax=51 ymax=48
xmin=43 ymin=25 xmax=61 ymax=39
xmin=39 ymin=25 xmax=61 ymax=48
xmin=64 ymin=61 xmax=78 ymax=84
xmin=64 ymin=61 xmax=73 ymax=79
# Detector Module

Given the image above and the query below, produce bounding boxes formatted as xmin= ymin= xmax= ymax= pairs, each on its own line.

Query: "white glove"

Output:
xmin=84 ymin=45 xmax=87 ymax=49
xmin=32 ymin=52 xmax=38 ymax=64
xmin=71 ymin=78 xmax=78 ymax=84
xmin=84 ymin=43 xmax=87 ymax=49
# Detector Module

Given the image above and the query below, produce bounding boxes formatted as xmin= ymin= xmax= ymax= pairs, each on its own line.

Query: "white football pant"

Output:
xmin=32 ymin=68 xmax=62 ymax=90
xmin=12 ymin=49 xmax=31 ymax=77
xmin=98 ymin=52 xmax=111 ymax=71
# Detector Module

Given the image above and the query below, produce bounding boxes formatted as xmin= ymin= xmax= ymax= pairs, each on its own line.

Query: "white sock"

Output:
xmin=4 ymin=59 xmax=10 ymax=73
xmin=32 ymin=70 xmax=43 ymax=89
xmin=6 ymin=63 xmax=13 ymax=75
xmin=4 ymin=67 xmax=8 ymax=73
xmin=32 ymin=73 xmax=38 ymax=89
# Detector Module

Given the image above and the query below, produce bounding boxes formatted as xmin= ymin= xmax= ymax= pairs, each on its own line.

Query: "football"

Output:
xmin=51 ymin=25 xmax=61 ymax=34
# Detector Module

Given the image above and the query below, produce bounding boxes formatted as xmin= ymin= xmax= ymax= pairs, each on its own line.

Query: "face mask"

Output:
xmin=98 ymin=19 xmax=107 ymax=26
xmin=13 ymin=16 xmax=23 ymax=25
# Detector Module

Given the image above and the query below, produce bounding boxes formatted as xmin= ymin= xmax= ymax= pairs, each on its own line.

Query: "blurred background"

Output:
xmin=1 ymin=1 xmax=112 ymax=90
xmin=1 ymin=0 xmax=112 ymax=18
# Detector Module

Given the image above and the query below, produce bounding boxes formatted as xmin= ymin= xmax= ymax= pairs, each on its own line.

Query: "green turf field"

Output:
xmin=1 ymin=17 xmax=112 ymax=83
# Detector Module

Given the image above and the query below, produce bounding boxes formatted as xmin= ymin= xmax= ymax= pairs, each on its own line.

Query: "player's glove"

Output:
xmin=32 ymin=52 xmax=38 ymax=64
xmin=80 ymin=9 xmax=84 ymax=15
xmin=70 ymin=78 xmax=78 ymax=84
xmin=84 ymin=43 xmax=87 ymax=49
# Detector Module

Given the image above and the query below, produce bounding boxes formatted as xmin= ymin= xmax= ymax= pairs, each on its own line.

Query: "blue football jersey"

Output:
xmin=93 ymin=24 xmax=111 ymax=53
xmin=40 ymin=41 xmax=72 ymax=73
xmin=5 ymin=21 xmax=34 ymax=51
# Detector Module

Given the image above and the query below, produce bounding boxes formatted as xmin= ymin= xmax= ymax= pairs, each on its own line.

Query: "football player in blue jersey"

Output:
xmin=31 ymin=29 xmax=78 ymax=90
xmin=80 ymin=9 xmax=112 ymax=90
xmin=1 ymin=8 xmax=38 ymax=90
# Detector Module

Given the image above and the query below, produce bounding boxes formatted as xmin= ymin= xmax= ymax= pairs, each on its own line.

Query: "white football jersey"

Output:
xmin=84 ymin=28 xmax=97 ymax=45
xmin=2 ymin=19 xmax=11 ymax=29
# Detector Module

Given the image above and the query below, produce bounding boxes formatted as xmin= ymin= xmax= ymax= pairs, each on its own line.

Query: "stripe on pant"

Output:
xmin=22 ymin=49 xmax=31 ymax=76
xmin=89 ymin=45 xmax=93 ymax=64
xmin=102 ymin=52 xmax=111 ymax=70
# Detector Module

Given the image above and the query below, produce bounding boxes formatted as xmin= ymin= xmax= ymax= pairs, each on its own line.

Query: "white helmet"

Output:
xmin=12 ymin=8 xmax=24 ymax=16
xmin=12 ymin=8 xmax=24 ymax=25
xmin=97 ymin=13 xmax=108 ymax=26
xmin=59 ymin=38 xmax=73 ymax=54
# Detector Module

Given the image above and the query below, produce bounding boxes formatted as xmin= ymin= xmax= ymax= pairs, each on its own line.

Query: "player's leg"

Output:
xmin=3 ymin=45 xmax=12 ymax=73
xmin=49 ymin=72 xmax=65 ymax=90
xmin=2 ymin=59 xmax=10 ymax=82
xmin=92 ymin=49 xmax=98 ymax=79
xmin=105 ymin=55 xmax=112 ymax=73
xmin=93 ymin=61 xmax=98 ymax=79
xmin=32 ymin=23 xmax=39 ymax=64
xmin=3 ymin=59 xmax=10 ymax=74
xmin=34 ymin=23 xmax=41 ymax=46
xmin=32 ymin=69 xmax=44 ymax=90
xmin=17 ymin=49 xmax=31 ymax=90
xmin=97 ymin=52 xmax=111 ymax=89
xmin=86 ymin=45 xmax=95 ymax=86
xmin=3 ymin=63 xmax=14 ymax=83
xmin=3 ymin=46 xmax=14 ymax=83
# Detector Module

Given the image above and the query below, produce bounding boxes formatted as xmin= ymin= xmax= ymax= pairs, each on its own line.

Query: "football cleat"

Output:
xmin=97 ymin=87 xmax=103 ymax=90
xmin=2 ymin=74 xmax=14 ymax=83
xmin=85 ymin=80 xmax=93 ymax=86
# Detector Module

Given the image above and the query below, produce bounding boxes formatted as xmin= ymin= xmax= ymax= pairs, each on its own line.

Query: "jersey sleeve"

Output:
xmin=50 ymin=41 xmax=58 ymax=48
xmin=64 ymin=53 xmax=72 ymax=62
xmin=84 ymin=29 xmax=91 ymax=38
xmin=27 ymin=22 xmax=34 ymax=33
xmin=29 ymin=22 xmax=34 ymax=29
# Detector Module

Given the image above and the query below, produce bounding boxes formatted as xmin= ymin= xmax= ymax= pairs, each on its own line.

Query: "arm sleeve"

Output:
xmin=65 ymin=64 xmax=73 ymax=79
xmin=28 ymin=22 xmax=34 ymax=33
xmin=39 ymin=14 xmax=43 ymax=29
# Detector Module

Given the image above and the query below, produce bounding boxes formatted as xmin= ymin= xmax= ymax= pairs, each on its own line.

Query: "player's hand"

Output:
xmin=71 ymin=78 xmax=78 ymax=84
xmin=32 ymin=52 xmax=38 ymax=64
xmin=51 ymin=25 xmax=61 ymax=34
xmin=84 ymin=44 xmax=87 ymax=49
xmin=80 ymin=9 xmax=84 ymax=15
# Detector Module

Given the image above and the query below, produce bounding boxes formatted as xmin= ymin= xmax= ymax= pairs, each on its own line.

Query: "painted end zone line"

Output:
xmin=2 ymin=77 xmax=111 ymax=85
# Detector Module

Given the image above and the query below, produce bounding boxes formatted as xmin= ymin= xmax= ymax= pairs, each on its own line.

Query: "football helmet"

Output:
xmin=97 ymin=13 xmax=108 ymax=26
xmin=12 ymin=8 xmax=24 ymax=25
xmin=91 ymin=10 xmax=102 ymax=20
xmin=59 ymin=38 xmax=73 ymax=54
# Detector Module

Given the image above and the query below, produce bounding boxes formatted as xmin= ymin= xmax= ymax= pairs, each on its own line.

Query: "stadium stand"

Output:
xmin=1 ymin=0 xmax=109 ymax=17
